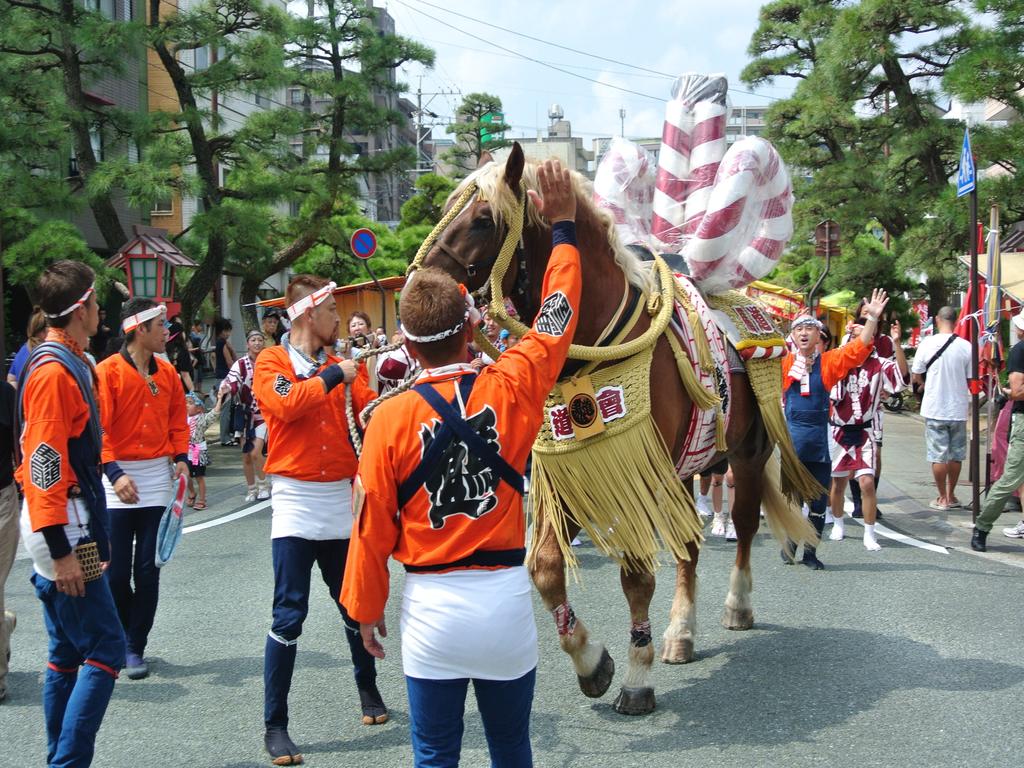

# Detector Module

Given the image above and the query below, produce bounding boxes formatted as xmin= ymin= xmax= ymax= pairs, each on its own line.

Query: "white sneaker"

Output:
xmin=256 ymin=480 xmax=271 ymax=501
xmin=825 ymin=506 xmax=835 ymax=525
xmin=725 ymin=521 xmax=737 ymax=541
xmin=696 ymin=494 xmax=713 ymax=518
xmin=244 ymin=487 xmax=257 ymax=503
xmin=711 ymin=513 xmax=727 ymax=537
xmin=1003 ymin=520 xmax=1024 ymax=539
xmin=863 ymin=523 xmax=882 ymax=551
xmin=829 ymin=517 xmax=845 ymax=541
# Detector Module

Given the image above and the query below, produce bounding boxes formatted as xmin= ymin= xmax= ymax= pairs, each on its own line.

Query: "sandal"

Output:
xmin=186 ymin=492 xmax=197 ymax=508
xmin=194 ymin=500 xmax=207 ymax=511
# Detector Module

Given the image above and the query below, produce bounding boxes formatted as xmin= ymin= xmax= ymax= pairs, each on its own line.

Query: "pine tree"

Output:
xmin=444 ymin=92 xmax=510 ymax=178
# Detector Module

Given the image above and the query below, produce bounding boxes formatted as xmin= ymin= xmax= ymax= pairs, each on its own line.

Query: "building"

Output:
xmin=493 ymin=106 xmax=594 ymax=178
xmin=725 ymin=105 xmax=770 ymax=145
xmin=64 ymin=0 xmax=149 ymax=255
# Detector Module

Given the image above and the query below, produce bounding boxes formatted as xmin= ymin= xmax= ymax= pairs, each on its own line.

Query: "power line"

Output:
xmin=401 ymin=0 xmax=673 ymax=79
xmin=393 ymin=0 xmax=667 ymax=103
xmin=394 ymin=0 xmax=783 ymax=103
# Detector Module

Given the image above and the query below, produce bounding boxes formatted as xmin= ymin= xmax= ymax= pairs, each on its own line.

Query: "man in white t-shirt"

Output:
xmin=911 ymin=306 xmax=972 ymax=511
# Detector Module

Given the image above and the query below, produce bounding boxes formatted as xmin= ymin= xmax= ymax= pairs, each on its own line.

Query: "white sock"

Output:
xmin=863 ymin=523 xmax=881 ymax=551
xmin=824 ymin=506 xmax=835 ymax=524
xmin=829 ymin=516 xmax=845 ymax=541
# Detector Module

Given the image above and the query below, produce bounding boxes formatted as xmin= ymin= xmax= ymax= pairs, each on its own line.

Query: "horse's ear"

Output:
xmin=504 ymin=142 xmax=525 ymax=193
xmin=477 ymin=151 xmax=494 ymax=168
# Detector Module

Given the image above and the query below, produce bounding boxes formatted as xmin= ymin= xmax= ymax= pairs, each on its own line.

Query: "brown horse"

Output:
xmin=420 ymin=143 xmax=813 ymax=715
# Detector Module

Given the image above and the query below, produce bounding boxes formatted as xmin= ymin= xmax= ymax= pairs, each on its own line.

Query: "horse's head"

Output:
xmin=421 ymin=142 xmax=553 ymax=323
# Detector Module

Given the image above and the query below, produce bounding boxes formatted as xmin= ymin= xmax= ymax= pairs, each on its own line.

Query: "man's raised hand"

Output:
xmin=526 ymin=159 xmax=576 ymax=224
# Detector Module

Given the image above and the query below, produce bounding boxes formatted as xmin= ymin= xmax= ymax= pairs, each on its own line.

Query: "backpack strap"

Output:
xmin=396 ymin=374 xmax=524 ymax=509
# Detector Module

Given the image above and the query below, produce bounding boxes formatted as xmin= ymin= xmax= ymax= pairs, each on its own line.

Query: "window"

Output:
xmin=87 ymin=0 xmax=117 ymax=19
xmin=151 ymin=197 xmax=173 ymax=215
xmin=194 ymin=46 xmax=209 ymax=71
xmin=161 ymin=262 xmax=174 ymax=298
xmin=130 ymin=258 xmax=158 ymax=298
xmin=89 ymin=126 xmax=103 ymax=161
xmin=288 ymin=88 xmax=303 ymax=106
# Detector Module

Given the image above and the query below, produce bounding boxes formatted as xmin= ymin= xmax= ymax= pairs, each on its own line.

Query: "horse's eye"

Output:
xmin=471 ymin=216 xmax=494 ymax=231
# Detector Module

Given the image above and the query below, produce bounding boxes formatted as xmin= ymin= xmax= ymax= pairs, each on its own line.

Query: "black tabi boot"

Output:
xmin=264 ymin=726 xmax=303 ymax=766
xmin=358 ymin=681 xmax=389 ymax=725
xmin=970 ymin=528 xmax=988 ymax=552
xmin=802 ymin=511 xmax=826 ymax=569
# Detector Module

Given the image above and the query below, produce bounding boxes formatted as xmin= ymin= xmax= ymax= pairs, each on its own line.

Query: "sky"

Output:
xmin=378 ymin=0 xmax=797 ymax=145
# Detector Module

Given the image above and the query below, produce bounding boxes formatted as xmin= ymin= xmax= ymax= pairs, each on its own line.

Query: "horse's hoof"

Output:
xmin=577 ymin=648 xmax=615 ymax=698
xmin=660 ymin=637 xmax=695 ymax=664
xmin=721 ymin=606 xmax=754 ymax=631
xmin=612 ymin=686 xmax=656 ymax=716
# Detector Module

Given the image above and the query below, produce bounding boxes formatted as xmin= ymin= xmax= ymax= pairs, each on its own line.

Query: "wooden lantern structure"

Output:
xmin=107 ymin=225 xmax=196 ymax=318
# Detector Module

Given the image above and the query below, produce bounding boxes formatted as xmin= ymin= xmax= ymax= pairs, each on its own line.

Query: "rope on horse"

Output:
xmin=409 ymin=180 xmax=678 ymax=364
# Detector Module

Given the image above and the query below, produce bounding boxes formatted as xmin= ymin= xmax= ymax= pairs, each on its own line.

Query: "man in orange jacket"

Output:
xmin=781 ymin=288 xmax=889 ymax=569
xmin=16 ymin=260 xmax=125 ymax=766
xmin=342 ymin=159 xmax=581 ymax=768
xmin=96 ymin=297 xmax=189 ymax=680
xmin=252 ymin=275 xmax=381 ymax=766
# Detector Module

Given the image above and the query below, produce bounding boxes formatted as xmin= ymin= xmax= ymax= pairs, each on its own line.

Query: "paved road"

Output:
xmin=3 ymin=436 xmax=1023 ymax=767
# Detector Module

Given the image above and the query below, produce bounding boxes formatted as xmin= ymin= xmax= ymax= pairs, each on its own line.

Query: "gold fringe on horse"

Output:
xmin=527 ymin=344 xmax=706 ymax=575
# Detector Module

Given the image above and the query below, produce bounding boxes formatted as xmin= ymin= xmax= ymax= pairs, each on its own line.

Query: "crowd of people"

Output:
xmin=1 ymin=157 xmax=1023 ymax=767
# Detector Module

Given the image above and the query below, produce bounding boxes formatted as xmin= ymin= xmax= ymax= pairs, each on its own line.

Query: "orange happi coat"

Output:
xmin=253 ymin=344 xmax=376 ymax=482
xmin=342 ymin=237 xmax=582 ymax=625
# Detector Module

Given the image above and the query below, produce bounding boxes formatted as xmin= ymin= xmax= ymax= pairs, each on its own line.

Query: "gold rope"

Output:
xmin=408 ymin=183 xmax=479 ymax=275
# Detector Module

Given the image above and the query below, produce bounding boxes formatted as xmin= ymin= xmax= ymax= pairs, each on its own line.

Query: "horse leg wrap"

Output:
xmin=630 ymin=620 xmax=652 ymax=647
xmin=553 ymin=602 xmax=577 ymax=637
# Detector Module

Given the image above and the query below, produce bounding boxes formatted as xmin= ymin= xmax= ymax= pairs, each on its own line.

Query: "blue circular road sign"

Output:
xmin=350 ymin=228 xmax=377 ymax=260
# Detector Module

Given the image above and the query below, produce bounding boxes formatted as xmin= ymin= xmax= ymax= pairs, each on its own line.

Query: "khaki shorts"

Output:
xmin=925 ymin=419 xmax=967 ymax=463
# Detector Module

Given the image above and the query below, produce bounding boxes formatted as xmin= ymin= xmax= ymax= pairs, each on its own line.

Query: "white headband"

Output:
xmin=122 ymin=304 xmax=167 ymax=333
xmin=791 ymin=316 xmax=824 ymax=331
xmin=45 ymin=286 xmax=95 ymax=319
xmin=403 ymin=286 xmax=481 ymax=344
xmin=286 ymin=282 xmax=337 ymax=321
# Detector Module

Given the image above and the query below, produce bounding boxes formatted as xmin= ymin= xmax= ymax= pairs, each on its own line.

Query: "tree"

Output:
xmin=444 ymin=92 xmax=510 ymax=178
xmin=398 ymin=172 xmax=456 ymax=230
xmin=743 ymin=0 xmax=973 ymax=307
xmin=0 ymin=0 xmax=149 ymax=253
xmin=227 ymin=0 xmax=432 ymax=326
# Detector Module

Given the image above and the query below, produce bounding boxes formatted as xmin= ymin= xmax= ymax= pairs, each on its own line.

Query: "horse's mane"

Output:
xmin=453 ymin=159 xmax=652 ymax=292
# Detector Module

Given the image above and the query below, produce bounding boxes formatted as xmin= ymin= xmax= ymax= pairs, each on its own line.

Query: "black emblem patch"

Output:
xmin=420 ymin=406 xmax=502 ymax=529
xmin=535 ymin=291 xmax=573 ymax=337
xmin=273 ymin=374 xmax=292 ymax=397
xmin=30 ymin=442 xmax=61 ymax=491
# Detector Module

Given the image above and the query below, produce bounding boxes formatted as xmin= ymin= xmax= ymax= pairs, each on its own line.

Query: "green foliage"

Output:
xmin=398 ymin=173 xmax=457 ymax=230
xmin=1 ymin=215 xmax=114 ymax=300
xmin=444 ymin=93 xmax=510 ymax=178
xmin=742 ymin=0 xmax=1020 ymax=308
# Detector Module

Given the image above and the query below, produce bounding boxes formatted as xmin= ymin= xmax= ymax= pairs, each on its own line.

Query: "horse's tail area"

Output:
xmin=760 ymin=453 xmax=818 ymax=547
xmin=743 ymin=356 xmax=826 ymax=505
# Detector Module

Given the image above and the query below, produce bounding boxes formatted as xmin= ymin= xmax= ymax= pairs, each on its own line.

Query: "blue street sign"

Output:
xmin=957 ymin=128 xmax=976 ymax=198
xmin=350 ymin=227 xmax=377 ymax=260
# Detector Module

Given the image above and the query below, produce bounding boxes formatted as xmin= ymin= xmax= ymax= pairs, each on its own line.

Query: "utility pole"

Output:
xmin=411 ymin=78 xmax=456 ymax=176
xmin=619 ymin=107 xmax=626 ymax=137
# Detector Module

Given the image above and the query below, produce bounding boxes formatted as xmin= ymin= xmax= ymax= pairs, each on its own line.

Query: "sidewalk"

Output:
xmin=873 ymin=410 xmax=1024 ymax=568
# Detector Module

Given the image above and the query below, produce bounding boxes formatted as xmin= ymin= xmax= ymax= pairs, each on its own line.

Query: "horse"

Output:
xmin=418 ymin=143 xmax=816 ymax=715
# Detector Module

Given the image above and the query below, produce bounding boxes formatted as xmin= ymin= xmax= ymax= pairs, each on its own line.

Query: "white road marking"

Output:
xmin=182 ymin=499 xmax=271 ymax=533
xmin=842 ymin=499 xmax=948 ymax=554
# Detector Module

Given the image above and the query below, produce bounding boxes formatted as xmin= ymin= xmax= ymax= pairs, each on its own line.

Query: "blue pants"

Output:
xmin=32 ymin=572 xmax=126 ymax=768
xmin=406 ymin=668 xmax=536 ymax=768
xmin=264 ymin=536 xmax=376 ymax=728
xmin=107 ymin=506 xmax=163 ymax=656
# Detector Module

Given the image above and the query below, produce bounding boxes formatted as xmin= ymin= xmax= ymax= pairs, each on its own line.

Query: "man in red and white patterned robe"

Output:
xmin=828 ymin=318 xmax=908 ymax=551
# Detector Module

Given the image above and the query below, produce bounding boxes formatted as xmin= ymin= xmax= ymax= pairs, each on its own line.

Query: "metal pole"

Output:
xmin=807 ymin=220 xmax=832 ymax=313
xmin=985 ymin=202 xmax=1000 ymax=493
xmin=364 ymin=260 xmax=387 ymax=334
xmin=970 ymin=187 xmax=980 ymax=522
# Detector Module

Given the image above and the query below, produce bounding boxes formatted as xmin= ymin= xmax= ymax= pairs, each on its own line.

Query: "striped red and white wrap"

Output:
xmin=682 ymin=136 xmax=793 ymax=293
xmin=672 ymin=275 xmax=731 ymax=480
xmin=593 ymin=137 xmax=656 ymax=248
xmin=651 ymin=74 xmax=729 ymax=254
